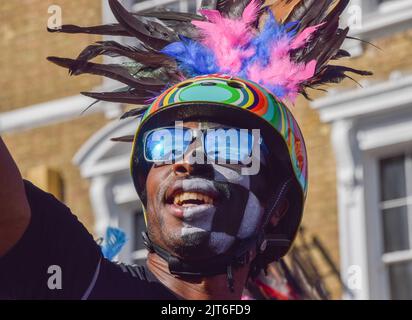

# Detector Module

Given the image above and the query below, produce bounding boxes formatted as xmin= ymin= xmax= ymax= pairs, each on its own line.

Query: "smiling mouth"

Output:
xmin=172 ymin=192 xmax=214 ymax=207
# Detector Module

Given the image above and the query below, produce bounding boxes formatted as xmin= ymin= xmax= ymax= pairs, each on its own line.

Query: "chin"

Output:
xmin=162 ymin=228 xmax=217 ymax=260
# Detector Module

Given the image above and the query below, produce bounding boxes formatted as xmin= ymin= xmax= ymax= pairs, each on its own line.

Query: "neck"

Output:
xmin=146 ymin=252 xmax=249 ymax=300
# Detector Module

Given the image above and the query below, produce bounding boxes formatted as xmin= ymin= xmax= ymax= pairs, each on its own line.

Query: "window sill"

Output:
xmin=356 ymin=3 xmax=412 ymax=40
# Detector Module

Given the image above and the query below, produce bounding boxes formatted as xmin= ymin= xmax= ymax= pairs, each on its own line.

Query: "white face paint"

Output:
xmin=209 ymin=232 xmax=236 ymax=255
xmin=177 ymin=164 xmax=264 ymax=255
xmin=212 ymin=164 xmax=250 ymax=189
xmin=237 ymin=192 xmax=264 ymax=239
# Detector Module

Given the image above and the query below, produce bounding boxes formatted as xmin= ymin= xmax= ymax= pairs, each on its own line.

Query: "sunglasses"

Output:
xmin=143 ymin=126 xmax=266 ymax=165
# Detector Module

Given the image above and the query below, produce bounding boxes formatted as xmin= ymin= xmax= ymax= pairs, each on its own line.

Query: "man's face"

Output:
xmin=144 ymin=121 xmax=271 ymax=260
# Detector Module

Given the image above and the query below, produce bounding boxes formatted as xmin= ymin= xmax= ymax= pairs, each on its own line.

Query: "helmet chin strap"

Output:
xmin=142 ymin=231 xmax=255 ymax=292
xmin=141 ymin=178 xmax=293 ymax=291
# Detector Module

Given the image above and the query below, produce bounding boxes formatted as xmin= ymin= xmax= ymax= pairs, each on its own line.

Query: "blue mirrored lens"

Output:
xmin=145 ymin=128 xmax=192 ymax=161
xmin=204 ymin=129 xmax=255 ymax=163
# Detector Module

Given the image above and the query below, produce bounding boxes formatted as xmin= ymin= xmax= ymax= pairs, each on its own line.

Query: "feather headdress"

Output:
xmin=48 ymin=0 xmax=371 ymax=116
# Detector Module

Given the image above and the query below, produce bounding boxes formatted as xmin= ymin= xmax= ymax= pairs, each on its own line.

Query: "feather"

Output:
xmin=101 ymin=227 xmax=127 ymax=261
xmin=47 ymin=23 xmax=130 ymax=36
xmin=111 ymin=135 xmax=135 ymax=142
xmin=249 ymin=11 xmax=298 ymax=67
xmin=201 ymin=0 xmax=218 ymax=10
xmin=191 ymin=0 xmax=261 ymax=73
xmin=331 ymin=49 xmax=351 ymax=60
xmin=290 ymin=23 xmax=324 ymax=50
xmin=108 ymin=0 xmax=174 ymax=50
xmin=161 ymin=36 xmax=219 ymax=76
xmin=81 ymin=99 xmax=101 ymax=115
xmin=75 ymin=41 xmax=176 ymax=68
xmin=120 ymin=106 xmax=150 ymax=119
xmin=216 ymin=0 xmax=264 ymax=20
xmin=309 ymin=65 xmax=372 ymax=87
xmin=81 ymin=91 xmax=154 ymax=105
xmin=265 ymin=0 xmax=301 ymax=23
xmin=134 ymin=10 xmax=205 ymax=22
xmin=47 ymin=56 xmax=167 ymax=87
xmin=48 ymin=0 xmax=372 ymax=109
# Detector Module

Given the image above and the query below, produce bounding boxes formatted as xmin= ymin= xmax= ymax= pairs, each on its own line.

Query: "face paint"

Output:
xmin=144 ymin=121 xmax=270 ymax=260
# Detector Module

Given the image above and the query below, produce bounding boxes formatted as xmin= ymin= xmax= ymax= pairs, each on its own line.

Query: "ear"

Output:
xmin=269 ymin=199 xmax=289 ymax=226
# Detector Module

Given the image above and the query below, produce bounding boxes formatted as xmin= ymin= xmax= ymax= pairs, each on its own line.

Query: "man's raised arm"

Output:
xmin=0 ymin=136 xmax=31 ymax=257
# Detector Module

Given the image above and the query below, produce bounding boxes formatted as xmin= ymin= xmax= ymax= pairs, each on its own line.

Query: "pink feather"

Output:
xmin=245 ymin=22 xmax=321 ymax=102
xmin=241 ymin=0 xmax=261 ymax=25
xmin=247 ymin=57 xmax=317 ymax=103
xmin=291 ymin=23 xmax=325 ymax=50
xmin=192 ymin=0 xmax=261 ymax=73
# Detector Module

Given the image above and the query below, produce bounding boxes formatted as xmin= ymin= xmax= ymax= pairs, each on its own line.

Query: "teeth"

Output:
xmin=173 ymin=192 xmax=214 ymax=206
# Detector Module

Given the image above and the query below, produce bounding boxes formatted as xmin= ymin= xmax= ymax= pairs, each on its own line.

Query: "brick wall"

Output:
xmin=1 ymin=0 xmax=108 ymax=231
xmin=0 ymin=0 xmax=102 ymax=112
xmin=2 ymin=114 xmax=109 ymax=230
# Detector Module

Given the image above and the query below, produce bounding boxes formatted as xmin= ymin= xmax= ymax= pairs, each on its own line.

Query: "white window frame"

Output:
xmin=343 ymin=0 xmax=412 ymax=56
xmin=363 ymin=139 xmax=412 ymax=299
xmin=311 ymin=72 xmax=412 ymax=299
xmin=74 ymin=116 xmax=148 ymax=264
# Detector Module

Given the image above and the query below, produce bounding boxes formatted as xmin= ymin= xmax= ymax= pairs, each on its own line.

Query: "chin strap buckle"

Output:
xmin=259 ymin=235 xmax=291 ymax=254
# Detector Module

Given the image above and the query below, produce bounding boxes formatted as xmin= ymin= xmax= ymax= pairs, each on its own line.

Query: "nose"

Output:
xmin=172 ymin=161 xmax=193 ymax=176
xmin=172 ymin=145 xmax=214 ymax=179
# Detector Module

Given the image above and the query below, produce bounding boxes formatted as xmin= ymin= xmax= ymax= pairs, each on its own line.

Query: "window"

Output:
xmin=379 ymin=153 xmax=412 ymax=299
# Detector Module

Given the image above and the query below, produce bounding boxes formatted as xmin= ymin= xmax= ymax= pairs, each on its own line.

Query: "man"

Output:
xmin=0 ymin=0 xmax=370 ymax=299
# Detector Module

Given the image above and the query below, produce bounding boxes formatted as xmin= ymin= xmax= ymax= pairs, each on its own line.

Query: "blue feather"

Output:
xmin=267 ymin=84 xmax=287 ymax=99
xmin=248 ymin=10 xmax=298 ymax=68
xmin=101 ymin=227 xmax=127 ymax=261
xmin=161 ymin=36 xmax=219 ymax=77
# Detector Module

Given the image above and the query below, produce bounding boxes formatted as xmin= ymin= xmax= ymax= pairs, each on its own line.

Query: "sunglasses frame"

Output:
xmin=142 ymin=125 xmax=266 ymax=165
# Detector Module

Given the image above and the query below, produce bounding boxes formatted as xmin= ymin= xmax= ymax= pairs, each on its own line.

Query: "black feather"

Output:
xmin=81 ymin=90 xmax=156 ymax=105
xmin=120 ymin=107 xmax=150 ymax=119
xmin=135 ymin=10 xmax=204 ymax=22
xmin=310 ymin=65 xmax=372 ymax=87
xmin=75 ymin=41 xmax=176 ymax=68
xmin=217 ymin=0 xmax=265 ymax=20
xmin=111 ymin=135 xmax=135 ymax=142
xmin=47 ymin=56 xmax=167 ymax=87
xmin=331 ymin=49 xmax=351 ymax=60
xmin=108 ymin=0 xmax=175 ymax=50
xmin=47 ymin=24 xmax=130 ymax=36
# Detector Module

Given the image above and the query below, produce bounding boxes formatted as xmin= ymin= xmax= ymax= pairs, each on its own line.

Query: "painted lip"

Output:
xmin=164 ymin=178 xmax=220 ymax=219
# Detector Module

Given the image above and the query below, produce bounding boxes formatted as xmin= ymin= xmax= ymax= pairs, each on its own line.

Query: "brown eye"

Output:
xmin=227 ymin=80 xmax=246 ymax=89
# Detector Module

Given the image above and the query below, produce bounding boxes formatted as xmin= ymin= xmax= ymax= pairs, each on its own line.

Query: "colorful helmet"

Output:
xmin=130 ymin=74 xmax=308 ymax=260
